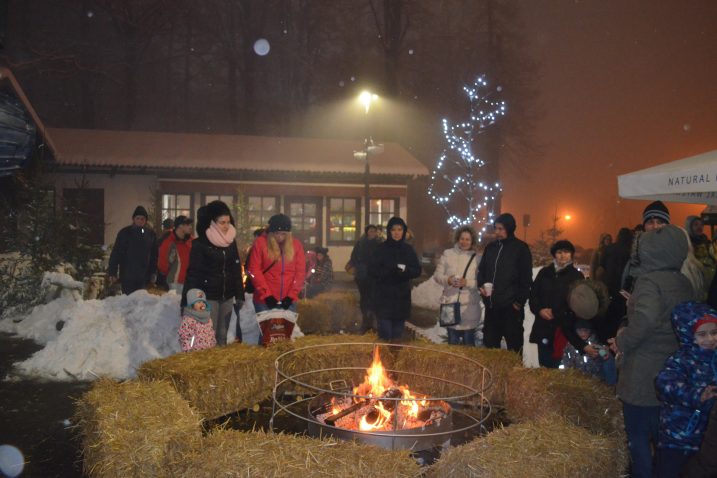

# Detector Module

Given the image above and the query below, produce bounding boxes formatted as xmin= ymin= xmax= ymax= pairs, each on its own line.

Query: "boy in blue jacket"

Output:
xmin=655 ymin=302 xmax=717 ymax=477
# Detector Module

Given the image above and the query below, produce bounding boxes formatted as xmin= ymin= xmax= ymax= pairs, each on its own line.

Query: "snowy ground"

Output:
xmin=0 ymin=288 xmax=264 ymax=381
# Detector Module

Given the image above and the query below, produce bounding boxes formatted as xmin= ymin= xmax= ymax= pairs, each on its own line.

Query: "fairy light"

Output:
xmin=427 ymin=74 xmax=506 ymax=239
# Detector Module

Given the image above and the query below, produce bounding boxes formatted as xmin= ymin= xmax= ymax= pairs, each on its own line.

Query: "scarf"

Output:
xmin=183 ymin=305 xmax=211 ymax=324
xmin=554 ymin=259 xmax=573 ymax=272
xmin=206 ymin=221 xmax=236 ymax=248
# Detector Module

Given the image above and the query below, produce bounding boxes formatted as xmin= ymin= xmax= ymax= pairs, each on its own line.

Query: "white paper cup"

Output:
xmin=484 ymin=282 xmax=493 ymax=296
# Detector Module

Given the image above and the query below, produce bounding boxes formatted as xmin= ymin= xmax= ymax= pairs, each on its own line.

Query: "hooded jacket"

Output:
xmin=656 ymin=301 xmax=717 ymax=452
xmin=182 ymin=204 xmax=243 ymax=305
xmin=615 ymin=225 xmax=694 ymax=406
xmin=369 ymin=217 xmax=422 ymax=321
xmin=476 ymin=215 xmax=533 ymax=309
xmin=247 ymin=233 xmax=306 ymax=303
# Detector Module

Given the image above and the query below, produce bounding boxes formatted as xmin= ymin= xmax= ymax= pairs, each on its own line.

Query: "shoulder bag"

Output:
xmin=439 ymin=253 xmax=476 ymax=327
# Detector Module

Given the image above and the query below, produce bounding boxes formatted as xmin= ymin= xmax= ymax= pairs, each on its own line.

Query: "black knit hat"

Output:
xmin=314 ymin=246 xmax=329 ymax=255
xmin=494 ymin=213 xmax=517 ymax=235
xmin=132 ymin=205 xmax=148 ymax=219
xmin=268 ymin=214 xmax=292 ymax=232
xmin=162 ymin=218 xmax=173 ymax=229
xmin=550 ymin=239 xmax=575 ymax=257
xmin=643 ymin=201 xmax=670 ymax=225
xmin=173 ymin=215 xmax=193 ymax=229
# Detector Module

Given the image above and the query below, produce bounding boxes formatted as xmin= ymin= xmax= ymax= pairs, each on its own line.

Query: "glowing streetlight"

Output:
xmin=564 ymin=214 xmax=572 ymax=221
xmin=359 ymin=90 xmax=379 ymax=114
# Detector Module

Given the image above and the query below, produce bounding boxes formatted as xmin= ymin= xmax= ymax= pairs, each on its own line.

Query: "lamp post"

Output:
xmin=355 ymin=91 xmax=380 ymax=231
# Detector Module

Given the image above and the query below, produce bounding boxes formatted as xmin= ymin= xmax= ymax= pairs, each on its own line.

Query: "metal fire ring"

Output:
xmin=269 ymin=342 xmax=493 ymax=449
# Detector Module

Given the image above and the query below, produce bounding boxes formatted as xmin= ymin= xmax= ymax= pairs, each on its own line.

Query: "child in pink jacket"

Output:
xmin=178 ymin=288 xmax=217 ymax=352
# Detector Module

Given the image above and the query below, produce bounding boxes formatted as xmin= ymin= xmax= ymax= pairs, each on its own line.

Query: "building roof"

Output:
xmin=47 ymin=128 xmax=429 ymax=177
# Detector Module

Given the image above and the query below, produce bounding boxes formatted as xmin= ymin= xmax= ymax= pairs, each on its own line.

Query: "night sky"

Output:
xmin=4 ymin=1 xmax=717 ymax=250
xmin=509 ymin=1 xmax=717 ymax=247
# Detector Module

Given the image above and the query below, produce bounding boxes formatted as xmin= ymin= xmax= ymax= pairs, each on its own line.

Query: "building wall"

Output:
xmin=49 ymin=172 xmax=158 ymax=245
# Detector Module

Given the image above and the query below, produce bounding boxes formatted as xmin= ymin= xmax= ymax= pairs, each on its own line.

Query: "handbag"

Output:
xmin=439 ymin=253 xmax=476 ymax=327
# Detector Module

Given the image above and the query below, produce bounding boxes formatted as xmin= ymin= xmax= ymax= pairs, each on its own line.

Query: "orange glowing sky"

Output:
xmin=500 ymin=1 xmax=717 ymax=248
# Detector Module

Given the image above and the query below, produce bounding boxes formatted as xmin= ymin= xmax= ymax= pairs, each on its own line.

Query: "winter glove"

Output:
xmin=281 ymin=297 xmax=293 ymax=310
xmin=265 ymin=296 xmax=279 ymax=309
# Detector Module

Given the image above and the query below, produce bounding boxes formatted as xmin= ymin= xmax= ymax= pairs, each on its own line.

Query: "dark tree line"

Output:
xmin=2 ymin=0 xmax=539 ymax=192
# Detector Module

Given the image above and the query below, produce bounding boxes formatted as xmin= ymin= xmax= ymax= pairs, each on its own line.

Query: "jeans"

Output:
xmin=377 ymin=318 xmax=404 ymax=341
xmin=483 ymin=303 xmax=524 ymax=352
xmin=207 ymin=298 xmax=234 ymax=346
xmin=655 ymin=447 xmax=694 ymax=478
xmin=447 ymin=328 xmax=476 ymax=346
xmin=622 ymin=401 xmax=660 ymax=478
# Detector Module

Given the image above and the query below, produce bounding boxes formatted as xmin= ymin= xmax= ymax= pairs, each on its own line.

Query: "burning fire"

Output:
xmin=352 ymin=346 xmax=426 ymax=431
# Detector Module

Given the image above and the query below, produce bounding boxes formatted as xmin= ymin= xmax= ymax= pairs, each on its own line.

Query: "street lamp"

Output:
xmin=355 ymin=91 xmax=381 ymax=230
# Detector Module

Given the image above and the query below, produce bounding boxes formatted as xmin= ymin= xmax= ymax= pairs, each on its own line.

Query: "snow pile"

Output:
xmin=411 ymin=277 xmax=443 ymax=310
xmin=0 ymin=291 xmax=281 ymax=381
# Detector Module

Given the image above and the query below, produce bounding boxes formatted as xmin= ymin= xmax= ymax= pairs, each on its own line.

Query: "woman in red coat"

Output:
xmin=247 ymin=214 xmax=305 ymax=312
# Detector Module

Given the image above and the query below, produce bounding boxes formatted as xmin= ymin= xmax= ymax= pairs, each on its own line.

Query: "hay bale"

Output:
xmin=137 ymin=343 xmax=277 ymax=419
xmin=296 ymin=298 xmax=332 ymax=334
xmin=427 ymin=416 xmax=628 ymax=478
xmin=313 ymin=290 xmax=362 ymax=332
xmin=394 ymin=345 xmax=521 ymax=404
xmin=506 ymin=367 xmax=624 ymax=437
xmin=167 ymin=429 xmax=421 ymax=478
xmin=74 ymin=378 xmax=202 ymax=477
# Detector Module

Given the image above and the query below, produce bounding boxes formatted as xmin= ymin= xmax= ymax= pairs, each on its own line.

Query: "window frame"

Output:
xmin=161 ymin=193 xmax=193 ymax=223
xmin=327 ymin=196 xmax=361 ymax=245
xmin=369 ymin=197 xmax=399 ymax=230
xmin=246 ymin=194 xmax=280 ymax=232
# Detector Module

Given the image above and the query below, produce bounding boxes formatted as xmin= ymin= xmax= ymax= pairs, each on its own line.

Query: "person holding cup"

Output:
xmin=369 ymin=217 xmax=421 ymax=342
xmin=476 ymin=213 xmax=533 ymax=352
xmin=433 ymin=226 xmax=482 ymax=346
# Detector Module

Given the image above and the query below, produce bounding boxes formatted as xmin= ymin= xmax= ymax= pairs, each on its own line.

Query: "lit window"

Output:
xmin=161 ymin=194 xmax=192 ymax=222
xmin=247 ymin=196 xmax=278 ymax=231
xmin=370 ymin=198 xmax=398 ymax=229
xmin=328 ymin=198 xmax=359 ymax=243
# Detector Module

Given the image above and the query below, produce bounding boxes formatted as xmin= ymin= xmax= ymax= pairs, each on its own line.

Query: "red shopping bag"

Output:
xmin=552 ymin=326 xmax=568 ymax=360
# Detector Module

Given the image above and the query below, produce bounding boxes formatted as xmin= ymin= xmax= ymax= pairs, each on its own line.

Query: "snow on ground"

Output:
xmin=0 ymin=291 xmax=270 ymax=381
xmin=409 ymin=267 xmax=541 ymax=368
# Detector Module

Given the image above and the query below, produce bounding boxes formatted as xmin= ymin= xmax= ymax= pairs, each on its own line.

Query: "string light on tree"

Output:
xmin=427 ymin=74 xmax=506 ymax=238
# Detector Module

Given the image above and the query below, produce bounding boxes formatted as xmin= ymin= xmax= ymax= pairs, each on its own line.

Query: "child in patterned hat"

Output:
xmin=178 ymin=288 xmax=217 ymax=352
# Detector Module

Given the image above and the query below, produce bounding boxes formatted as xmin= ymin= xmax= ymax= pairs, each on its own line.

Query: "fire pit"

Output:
xmin=271 ymin=342 xmax=492 ymax=451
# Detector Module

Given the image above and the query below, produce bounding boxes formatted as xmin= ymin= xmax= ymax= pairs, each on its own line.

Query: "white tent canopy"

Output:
xmin=618 ymin=149 xmax=717 ymax=205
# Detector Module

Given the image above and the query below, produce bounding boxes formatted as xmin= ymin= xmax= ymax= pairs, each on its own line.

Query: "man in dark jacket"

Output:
xmin=350 ymin=224 xmax=381 ymax=332
xmin=108 ymin=205 xmax=158 ymax=295
xmin=476 ymin=213 xmax=532 ymax=352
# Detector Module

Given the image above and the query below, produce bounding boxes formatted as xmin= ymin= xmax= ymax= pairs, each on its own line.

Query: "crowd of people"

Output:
xmin=107 ymin=199 xmax=717 ymax=477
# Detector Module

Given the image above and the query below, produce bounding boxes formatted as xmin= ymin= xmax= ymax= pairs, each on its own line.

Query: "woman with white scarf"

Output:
xmin=433 ymin=226 xmax=482 ymax=346
xmin=182 ymin=200 xmax=244 ymax=345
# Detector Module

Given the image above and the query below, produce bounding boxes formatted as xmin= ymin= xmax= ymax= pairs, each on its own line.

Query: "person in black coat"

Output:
xmin=369 ymin=217 xmax=421 ymax=342
xmin=476 ymin=213 xmax=533 ymax=352
xmin=182 ymin=200 xmax=244 ymax=345
xmin=529 ymin=240 xmax=584 ymax=367
xmin=598 ymin=226 xmax=632 ymax=341
xmin=108 ymin=205 xmax=158 ymax=295
xmin=350 ymin=224 xmax=381 ymax=332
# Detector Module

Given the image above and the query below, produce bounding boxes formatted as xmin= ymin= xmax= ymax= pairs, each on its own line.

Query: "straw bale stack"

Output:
xmin=137 ymin=343 xmax=277 ymax=419
xmin=506 ymin=367 xmax=624 ymax=437
xmin=74 ymin=378 xmax=202 ymax=477
xmin=167 ymin=429 xmax=421 ymax=478
xmin=315 ymin=290 xmax=362 ymax=331
xmin=427 ymin=416 xmax=627 ymax=478
xmin=394 ymin=345 xmax=521 ymax=404
xmin=296 ymin=298 xmax=332 ymax=334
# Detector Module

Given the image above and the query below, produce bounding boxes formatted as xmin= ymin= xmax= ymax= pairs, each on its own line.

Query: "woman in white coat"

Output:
xmin=433 ymin=226 xmax=482 ymax=346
